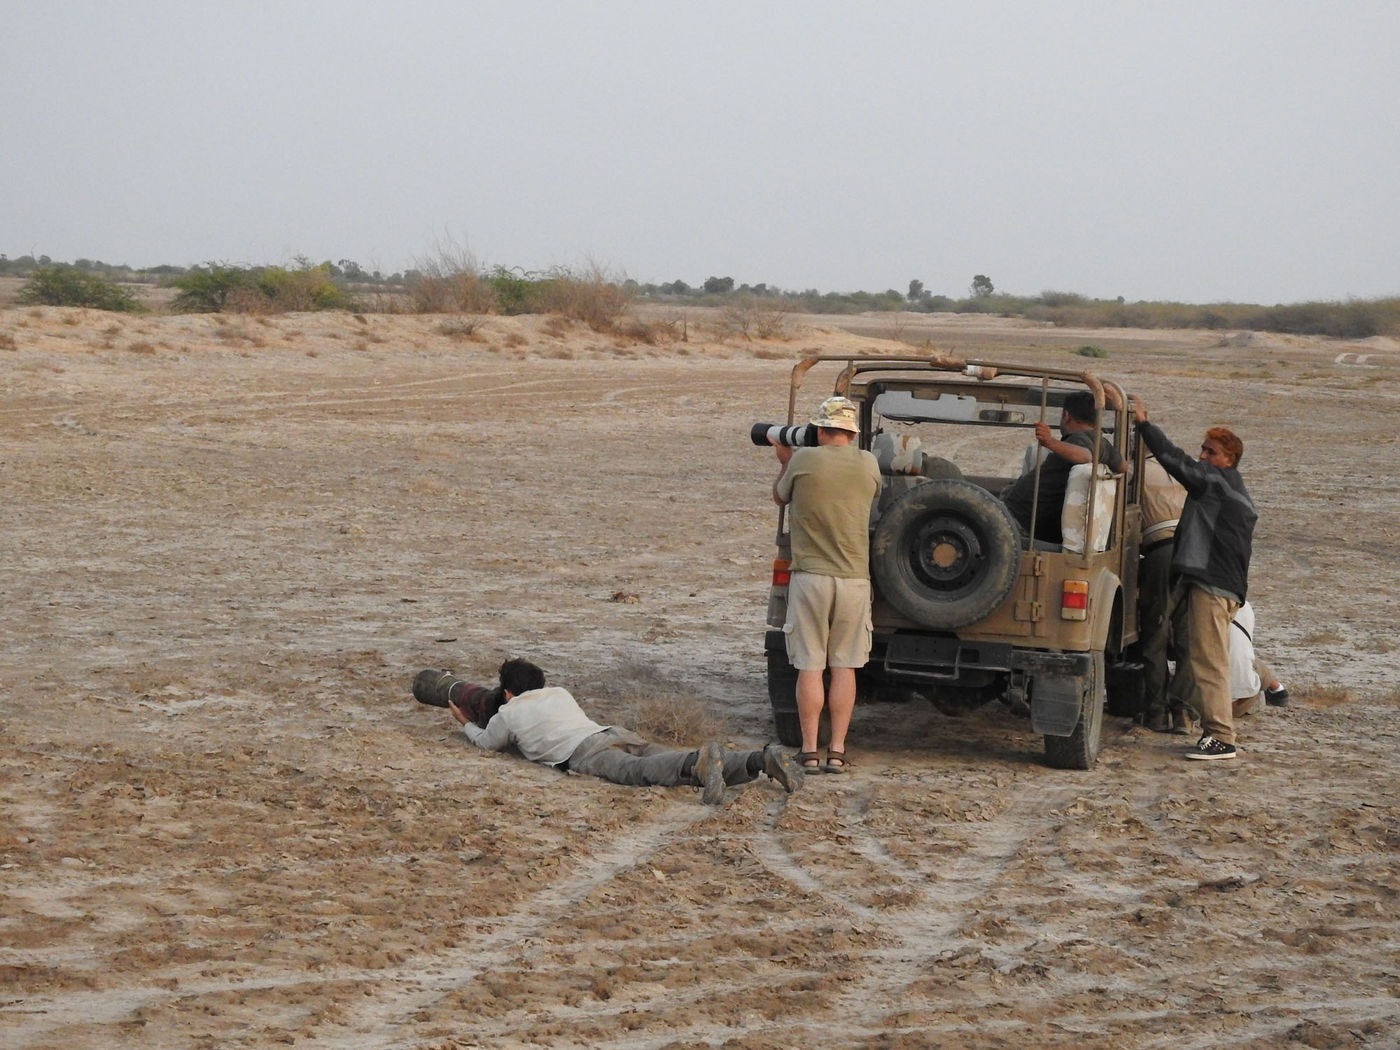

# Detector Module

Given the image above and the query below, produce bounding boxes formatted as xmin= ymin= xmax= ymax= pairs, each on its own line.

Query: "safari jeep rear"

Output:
xmin=763 ymin=353 xmax=1144 ymax=770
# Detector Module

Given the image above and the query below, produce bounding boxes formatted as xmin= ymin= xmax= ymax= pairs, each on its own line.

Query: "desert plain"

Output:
xmin=2 ymin=299 xmax=1399 ymax=1049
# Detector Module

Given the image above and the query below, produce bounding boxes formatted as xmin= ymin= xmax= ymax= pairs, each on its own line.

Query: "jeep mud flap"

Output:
xmin=1020 ymin=651 xmax=1095 ymax=737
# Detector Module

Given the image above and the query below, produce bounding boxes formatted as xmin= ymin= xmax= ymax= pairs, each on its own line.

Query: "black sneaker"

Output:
xmin=1185 ymin=735 xmax=1237 ymax=761
xmin=696 ymin=741 xmax=727 ymax=805
xmin=1265 ymin=685 xmax=1290 ymax=707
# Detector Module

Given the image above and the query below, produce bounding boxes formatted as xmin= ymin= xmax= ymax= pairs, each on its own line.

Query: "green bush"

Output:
xmin=170 ymin=264 xmax=256 ymax=312
xmin=254 ymin=262 xmax=349 ymax=311
xmin=1076 ymin=345 xmax=1108 ymax=358
xmin=486 ymin=266 xmax=536 ymax=314
xmin=170 ymin=260 xmax=349 ymax=314
xmin=18 ymin=266 xmax=141 ymax=312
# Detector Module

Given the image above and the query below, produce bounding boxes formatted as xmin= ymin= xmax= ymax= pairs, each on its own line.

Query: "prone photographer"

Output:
xmin=413 ymin=659 xmax=802 ymax=803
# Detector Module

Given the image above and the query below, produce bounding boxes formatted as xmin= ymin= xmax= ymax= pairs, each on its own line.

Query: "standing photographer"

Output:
xmin=771 ymin=396 xmax=882 ymax=774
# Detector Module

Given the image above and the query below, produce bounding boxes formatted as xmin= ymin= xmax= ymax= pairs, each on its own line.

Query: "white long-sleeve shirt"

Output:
xmin=461 ymin=686 xmax=608 ymax=766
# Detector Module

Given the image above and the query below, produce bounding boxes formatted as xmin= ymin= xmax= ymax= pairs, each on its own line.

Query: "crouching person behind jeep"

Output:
xmin=413 ymin=659 xmax=802 ymax=804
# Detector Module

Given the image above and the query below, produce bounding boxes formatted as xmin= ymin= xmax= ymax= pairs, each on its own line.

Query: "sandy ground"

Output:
xmin=2 ymin=303 xmax=1399 ymax=1049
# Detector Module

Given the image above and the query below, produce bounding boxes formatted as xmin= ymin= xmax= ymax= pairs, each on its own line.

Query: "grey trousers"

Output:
xmin=566 ymin=728 xmax=759 ymax=788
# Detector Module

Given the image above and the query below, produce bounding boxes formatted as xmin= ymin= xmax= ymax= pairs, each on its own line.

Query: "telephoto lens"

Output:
xmin=749 ymin=423 xmax=817 ymax=447
xmin=412 ymin=668 xmax=461 ymax=708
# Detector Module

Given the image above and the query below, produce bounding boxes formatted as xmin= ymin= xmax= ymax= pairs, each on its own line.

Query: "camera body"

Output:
xmin=749 ymin=423 xmax=818 ymax=448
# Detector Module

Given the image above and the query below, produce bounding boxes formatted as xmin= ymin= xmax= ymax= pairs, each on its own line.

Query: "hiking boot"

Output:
xmin=1170 ymin=706 xmax=1193 ymax=735
xmin=1265 ymin=685 xmax=1290 ymax=707
xmin=1185 ymin=735 xmax=1238 ymax=761
xmin=695 ymin=741 xmax=727 ymax=805
xmin=1141 ymin=708 xmax=1172 ymax=733
xmin=761 ymin=744 xmax=804 ymax=794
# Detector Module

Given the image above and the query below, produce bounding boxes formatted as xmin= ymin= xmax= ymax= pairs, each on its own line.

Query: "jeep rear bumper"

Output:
xmin=874 ymin=632 xmax=1093 ymax=681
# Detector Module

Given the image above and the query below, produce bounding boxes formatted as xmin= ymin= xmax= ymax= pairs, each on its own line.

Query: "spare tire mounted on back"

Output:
xmin=871 ymin=478 xmax=1021 ymax=630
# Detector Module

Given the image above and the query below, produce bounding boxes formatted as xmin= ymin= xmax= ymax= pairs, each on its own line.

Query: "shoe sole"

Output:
xmin=763 ymin=747 xmax=803 ymax=793
xmin=697 ymin=742 xmax=726 ymax=804
xmin=1185 ymin=750 xmax=1238 ymax=761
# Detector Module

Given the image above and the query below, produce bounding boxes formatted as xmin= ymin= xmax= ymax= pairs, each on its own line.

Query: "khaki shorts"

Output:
xmin=784 ymin=572 xmax=873 ymax=671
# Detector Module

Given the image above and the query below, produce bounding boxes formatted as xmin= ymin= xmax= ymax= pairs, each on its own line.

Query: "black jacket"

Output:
xmin=1137 ymin=422 xmax=1256 ymax=602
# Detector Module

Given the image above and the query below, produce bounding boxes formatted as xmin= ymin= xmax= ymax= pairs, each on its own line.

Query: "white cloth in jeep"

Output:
xmin=1061 ymin=462 xmax=1117 ymax=554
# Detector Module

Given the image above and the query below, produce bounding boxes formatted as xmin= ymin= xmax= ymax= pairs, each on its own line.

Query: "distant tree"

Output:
xmin=907 ymin=279 xmax=924 ymax=302
xmin=18 ymin=266 xmax=141 ymax=312
xmin=170 ymin=264 xmax=256 ymax=313
xmin=970 ymin=274 xmax=994 ymax=298
xmin=702 ymin=276 xmax=734 ymax=294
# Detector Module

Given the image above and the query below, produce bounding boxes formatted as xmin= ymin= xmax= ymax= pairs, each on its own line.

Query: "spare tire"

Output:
xmin=871 ymin=478 xmax=1021 ymax=630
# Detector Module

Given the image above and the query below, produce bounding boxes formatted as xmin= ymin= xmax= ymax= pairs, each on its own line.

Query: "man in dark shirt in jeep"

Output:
xmin=1002 ymin=390 xmax=1124 ymax=545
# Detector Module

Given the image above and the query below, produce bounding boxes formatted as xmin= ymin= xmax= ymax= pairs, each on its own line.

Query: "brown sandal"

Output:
xmin=797 ymin=751 xmax=824 ymax=772
xmin=823 ymin=749 xmax=849 ymax=774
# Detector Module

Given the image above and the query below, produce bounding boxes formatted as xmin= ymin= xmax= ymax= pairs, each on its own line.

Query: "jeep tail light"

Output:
xmin=772 ymin=559 xmax=791 ymax=587
xmin=1061 ymin=580 xmax=1088 ymax=621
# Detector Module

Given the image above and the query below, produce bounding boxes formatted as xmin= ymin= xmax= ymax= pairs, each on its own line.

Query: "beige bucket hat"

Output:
xmin=810 ymin=395 xmax=860 ymax=433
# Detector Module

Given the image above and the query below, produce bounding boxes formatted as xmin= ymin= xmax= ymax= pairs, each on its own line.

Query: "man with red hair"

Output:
xmin=1129 ymin=400 xmax=1257 ymax=761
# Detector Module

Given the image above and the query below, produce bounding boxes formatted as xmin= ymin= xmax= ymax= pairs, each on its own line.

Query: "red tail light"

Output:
xmin=1061 ymin=579 xmax=1088 ymax=620
xmin=772 ymin=559 xmax=791 ymax=587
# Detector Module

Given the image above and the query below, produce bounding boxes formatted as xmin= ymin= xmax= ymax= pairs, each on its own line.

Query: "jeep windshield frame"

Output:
xmin=781 ymin=353 xmax=1132 ymax=551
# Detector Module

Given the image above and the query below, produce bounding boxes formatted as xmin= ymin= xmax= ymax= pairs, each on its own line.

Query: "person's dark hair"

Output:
xmin=499 ymin=658 xmax=546 ymax=696
xmin=1062 ymin=391 xmax=1098 ymax=426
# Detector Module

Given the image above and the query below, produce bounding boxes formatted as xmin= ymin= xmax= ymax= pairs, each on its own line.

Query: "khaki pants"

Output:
xmin=1172 ymin=583 xmax=1240 ymax=745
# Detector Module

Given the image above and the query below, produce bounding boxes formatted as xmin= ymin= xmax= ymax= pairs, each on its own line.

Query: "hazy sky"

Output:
xmin=4 ymin=1 xmax=1397 ymax=304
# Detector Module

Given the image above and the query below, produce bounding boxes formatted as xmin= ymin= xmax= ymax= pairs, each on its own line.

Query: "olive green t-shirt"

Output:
xmin=777 ymin=444 xmax=882 ymax=578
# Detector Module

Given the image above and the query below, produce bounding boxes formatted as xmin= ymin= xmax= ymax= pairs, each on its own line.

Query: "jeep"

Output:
xmin=763 ymin=353 xmax=1145 ymax=770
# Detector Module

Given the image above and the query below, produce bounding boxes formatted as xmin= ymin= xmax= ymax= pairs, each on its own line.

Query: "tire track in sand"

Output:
xmin=749 ymin=775 xmax=1082 ymax=1035
xmin=2 ymin=799 xmax=709 ymax=1049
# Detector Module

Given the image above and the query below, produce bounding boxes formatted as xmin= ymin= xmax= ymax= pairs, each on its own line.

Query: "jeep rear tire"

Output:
xmin=1044 ymin=651 xmax=1105 ymax=770
xmin=871 ymin=478 xmax=1021 ymax=630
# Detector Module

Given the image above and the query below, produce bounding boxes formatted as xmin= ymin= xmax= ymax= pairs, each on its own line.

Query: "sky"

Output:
xmin=3 ymin=1 xmax=1397 ymax=305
